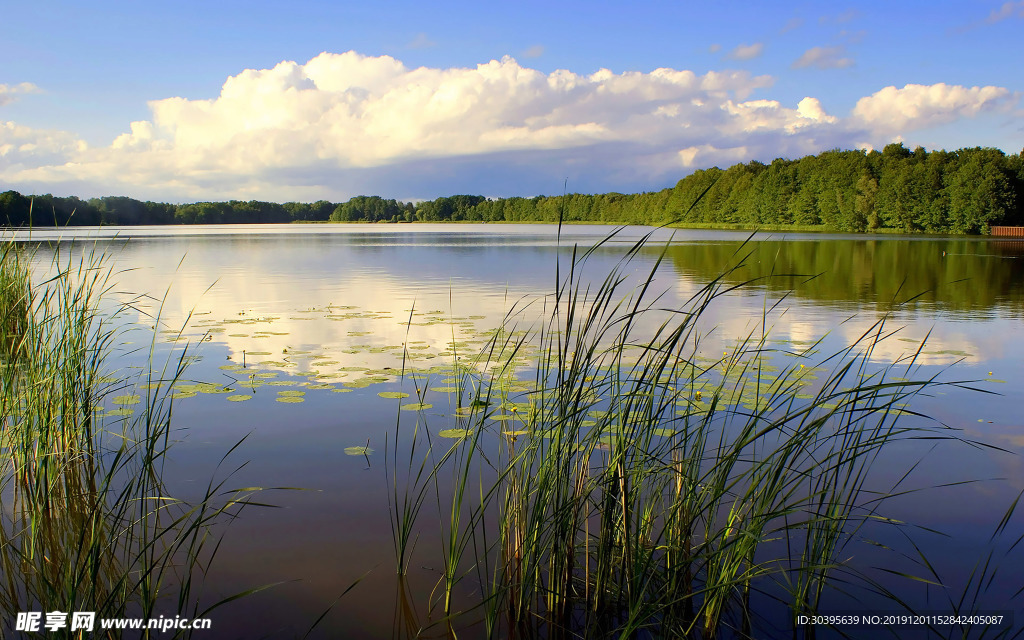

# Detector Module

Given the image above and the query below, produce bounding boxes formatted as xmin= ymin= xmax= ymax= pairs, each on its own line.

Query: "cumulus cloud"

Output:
xmin=852 ymin=83 xmax=1013 ymax=135
xmin=792 ymin=45 xmax=854 ymax=69
xmin=0 ymin=82 xmax=41 ymax=106
xmin=0 ymin=120 xmax=87 ymax=171
xmin=6 ymin=52 xmax=789 ymax=198
xmin=0 ymin=53 xmax=1017 ymax=201
xmin=727 ymin=43 xmax=764 ymax=61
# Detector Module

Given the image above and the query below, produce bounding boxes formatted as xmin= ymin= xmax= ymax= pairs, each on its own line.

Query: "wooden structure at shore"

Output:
xmin=991 ymin=226 xmax=1024 ymax=237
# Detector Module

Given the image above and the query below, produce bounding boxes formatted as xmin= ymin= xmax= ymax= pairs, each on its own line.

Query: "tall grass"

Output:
xmin=387 ymin=228 xmax=994 ymax=638
xmin=0 ymin=239 xmax=258 ymax=638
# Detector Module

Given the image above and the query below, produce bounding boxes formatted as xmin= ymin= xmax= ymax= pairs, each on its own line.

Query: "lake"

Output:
xmin=7 ymin=224 xmax=1024 ymax=638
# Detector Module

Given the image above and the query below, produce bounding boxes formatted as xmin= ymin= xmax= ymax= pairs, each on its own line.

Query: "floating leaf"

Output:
xmin=277 ymin=390 xmax=306 ymax=397
xmin=438 ymin=428 xmax=471 ymax=439
xmin=111 ymin=395 xmax=141 ymax=405
xmin=276 ymin=396 xmax=305 ymax=403
xmin=345 ymin=446 xmax=374 ymax=455
xmin=345 ymin=377 xmax=389 ymax=389
xmin=925 ymin=349 xmax=973 ymax=357
xmin=227 ymin=395 xmax=253 ymax=402
xmin=401 ymin=402 xmax=433 ymax=411
xmin=378 ymin=391 xmax=410 ymax=399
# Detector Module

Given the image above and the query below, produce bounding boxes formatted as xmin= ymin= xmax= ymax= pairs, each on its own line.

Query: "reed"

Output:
xmin=0 ymin=239 xmax=259 ymax=639
xmin=387 ymin=227 xmax=989 ymax=638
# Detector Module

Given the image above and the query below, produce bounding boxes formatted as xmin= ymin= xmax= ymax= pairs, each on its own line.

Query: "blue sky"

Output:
xmin=1 ymin=0 xmax=1021 ymax=203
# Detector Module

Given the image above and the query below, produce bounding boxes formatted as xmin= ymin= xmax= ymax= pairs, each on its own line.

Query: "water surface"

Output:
xmin=9 ymin=224 xmax=1024 ymax=637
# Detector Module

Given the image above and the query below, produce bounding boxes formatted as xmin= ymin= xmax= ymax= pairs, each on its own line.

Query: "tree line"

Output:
xmin=2 ymin=144 xmax=1022 ymax=233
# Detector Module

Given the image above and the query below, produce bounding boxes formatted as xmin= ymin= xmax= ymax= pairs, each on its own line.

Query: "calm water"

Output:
xmin=9 ymin=224 xmax=1024 ymax=638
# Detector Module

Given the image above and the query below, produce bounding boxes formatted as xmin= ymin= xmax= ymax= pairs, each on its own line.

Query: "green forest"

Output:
xmin=3 ymin=144 xmax=1022 ymax=233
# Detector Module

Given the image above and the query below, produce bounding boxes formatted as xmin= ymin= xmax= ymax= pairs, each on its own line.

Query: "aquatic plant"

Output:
xmin=385 ymin=225 xmax=1002 ymax=638
xmin=0 ymin=241 xmax=262 ymax=638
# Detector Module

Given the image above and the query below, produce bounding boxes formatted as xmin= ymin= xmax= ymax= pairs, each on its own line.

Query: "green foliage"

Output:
xmin=1 ymin=145 xmax=1020 ymax=233
xmin=330 ymin=195 xmax=406 ymax=222
xmin=660 ymin=238 xmax=1024 ymax=312
xmin=413 ymin=194 xmax=486 ymax=221
xmin=388 ymin=230 xmax=994 ymax=637
xmin=0 ymin=243 xmax=261 ymax=636
xmin=402 ymin=145 xmax=1020 ymax=234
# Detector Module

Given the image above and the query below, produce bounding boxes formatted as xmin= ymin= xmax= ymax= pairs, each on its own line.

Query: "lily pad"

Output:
xmin=199 ymin=386 xmax=234 ymax=394
xmin=378 ymin=391 xmax=410 ymax=399
xmin=344 ymin=446 xmax=374 ymax=455
xmin=401 ymin=402 xmax=433 ymax=411
xmin=111 ymin=395 xmax=142 ymax=405
xmin=276 ymin=396 xmax=305 ymax=403
xmin=438 ymin=428 xmax=471 ymax=439
xmin=227 ymin=395 xmax=253 ymax=402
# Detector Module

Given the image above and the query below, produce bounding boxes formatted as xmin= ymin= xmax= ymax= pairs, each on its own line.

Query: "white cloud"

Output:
xmin=795 ymin=97 xmax=838 ymax=124
xmin=0 ymin=120 xmax=87 ymax=170
xmin=792 ymin=45 xmax=854 ymax=69
xmin=727 ymin=43 xmax=764 ymax=61
xmin=0 ymin=82 xmax=41 ymax=106
xmin=5 ymin=52 xmax=783 ymax=198
xmin=678 ymin=144 xmax=751 ymax=168
xmin=0 ymin=53 xmax=1017 ymax=201
xmin=852 ymin=83 xmax=1013 ymax=135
